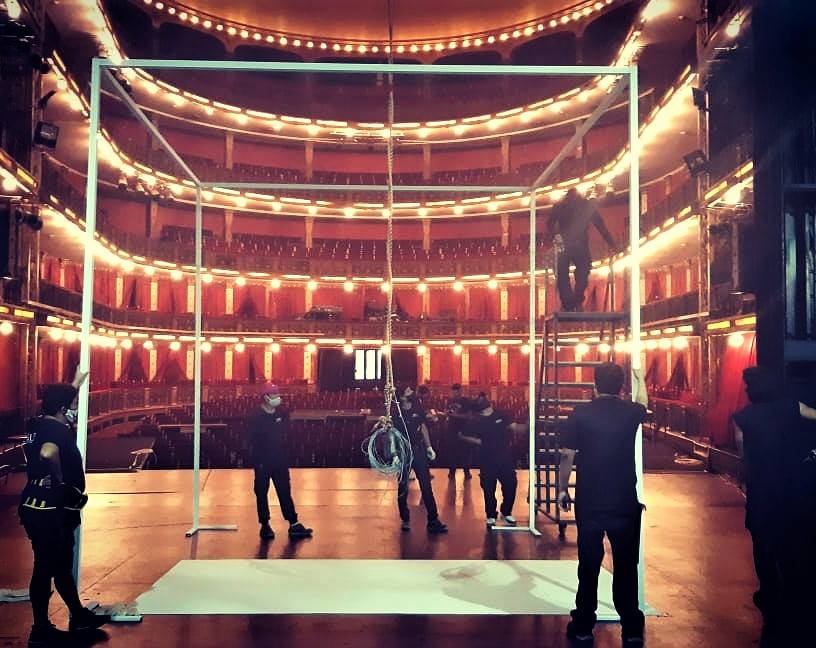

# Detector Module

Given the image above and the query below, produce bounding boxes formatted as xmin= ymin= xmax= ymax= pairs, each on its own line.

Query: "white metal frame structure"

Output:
xmin=78 ymin=59 xmax=642 ymax=606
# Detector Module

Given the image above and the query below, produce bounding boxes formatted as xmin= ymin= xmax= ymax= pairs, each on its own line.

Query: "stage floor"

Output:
xmin=0 ymin=468 xmax=759 ymax=647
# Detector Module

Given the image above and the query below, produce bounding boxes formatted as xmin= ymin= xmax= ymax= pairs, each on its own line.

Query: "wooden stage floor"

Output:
xmin=0 ymin=468 xmax=760 ymax=647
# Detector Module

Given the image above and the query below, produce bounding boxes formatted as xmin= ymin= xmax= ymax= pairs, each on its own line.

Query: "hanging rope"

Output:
xmin=364 ymin=0 xmax=413 ymax=480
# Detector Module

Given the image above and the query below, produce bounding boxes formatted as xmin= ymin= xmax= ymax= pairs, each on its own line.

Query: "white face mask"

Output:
xmin=265 ymin=396 xmax=282 ymax=409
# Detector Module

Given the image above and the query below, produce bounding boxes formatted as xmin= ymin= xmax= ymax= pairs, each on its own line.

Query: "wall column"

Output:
xmin=305 ymin=216 xmax=314 ymax=249
xmin=500 ymin=349 xmax=509 ymax=384
xmin=225 ymin=131 xmax=234 ymax=169
xmin=224 ymin=209 xmax=234 ymax=243
xmin=422 ymin=143 xmax=432 ymax=181
xmin=422 ymin=219 xmax=431 ymax=252
xmin=501 ymin=136 xmax=511 ymax=174
xmin=500 ymin=287 xmax=509 ymax=320
xmin=305 ymin=141 xmax=314 ymax=180
xmin=460 ymin=349 xmax=469 ymax=385
xmin=501 ymin=213 xmax=510 ymax=248
xmin=148 ymin=200 xmax=159 ymax=239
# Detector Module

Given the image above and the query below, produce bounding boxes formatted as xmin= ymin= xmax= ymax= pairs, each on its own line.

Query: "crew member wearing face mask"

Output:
xmin=461 ymin=393 xmax=519 ymax=527
xmin=19 ymin=369 xmax=110 ymax=646
xmin=394 ymin=386 xmax=448 ymax=534
xmin=249 ymin=384 xmax=312 ymax=540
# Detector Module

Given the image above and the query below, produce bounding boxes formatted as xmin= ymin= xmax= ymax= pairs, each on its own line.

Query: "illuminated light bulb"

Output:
xmin=727 ymin=332 xmax=745 ymax=348
xmin=499 ymin=33 xmax=509 ymax=41
xmin=235 ymin=196 xmax=247 ymax=208
xmin=270 ymin=343 xmax=281 ymax=353
xmin=658 ymin=338 xmax=672 ymax=350
xmin=381 ymin=208 xmax=391 ymax=218
xmin=2 ymin=175 xmax=17 ymax=192
xmin=487 ymin=35 xmax=495 ymax=44
xmin=320 ymin=42 xmax=328 ymax=50
xmin=171 ymin=269 xmax=182 ymax=281
xmin=167 ymin=6 xmax=175 ymax=14
xmin=343 ymin=343 xmax=354 ymax=355
xmin=64 ymin=331 xmax=77 ymax=343
xmin=488 ymin=278 xmax=498 ymax=290
xmin=343 ymin=280 xmax=354 ymax=293
xmin=121 ymin=260 xmax=135 ymax=273
xmin=271 ymin=278 xmax=282 ymax=290
xmin=235 ymin=276 xmax=246 ymax=287
xmin=416 ymin=344 xmax=427 ymax=356
xmin=358 ymin=45 xmax=367 ymax=53
xmin=594 ymin=1 xmax=603 ymax=9
xmin=487 ymin=201 xmax=498 ymax=212
xmin=487 ymin=119 xmax=501 ymax=130
xmin=725 ymin=20 xmax=741 ymax=38
xmin=453 ymin=124 xmax=467 ymax=136
xmin=236 ymin=114 xmax=248 ymax=125
xmin=417 ymin=127 xmax=429 ymax=138
xmin=272 ymin=202 xmax=282 ymax=212
xmin=524 ymin=26 xmax=534 ymax=36
xmin=453 ymin=205 xmax=464 ymax=215
xmin=343 ymin=206 xmax=355 ymax=218
xmin=265 ymin=35 xmax=276 ymax=43
xmin=333 ymin=43 xmax=341 ymax=51
xmin=308 ymin=206 xmax=318 ymax=215
xmin=203 ymin=19 xmax=212 ymax=28
xmin=463 ymin=39 xmax=473 ymax=47
xmin=512 ymin=30 xmax=521 ymax=38
xmin=280 ymin=37 xmax=289 ymax=45
xmin=190 ymin=15 xmax=199 ymax=24
xmin=434 ymin=43 xmax=444 ymax=51
xmin=723 ymin=184 xmax=742 ymax=205
xmin=234 ymin=342 xmax=245 ymax=353
xmin=645 ymin=339 xmax=658 ymax=351
xmin=371 ymin=45 xmax=379 ymax=53
xmin=417 ymin=282 xmax=427 ymax=294
xmin=201 ymin=341 xmax=212 ymax=353
xmin=572 ymin=11 xmax=581 ymax=20
xmin=307 ymin=41 xmax=314 ymax=48
xmin=673 ymin=337 xmax=689 ymax=350
xmin=307 ymin=279 xmax=317 ymax=291
xmin=169 ymin=340 xmax=181 ymax=351
xmin=453 ymin=281 xmax=464 ymax=292
xmin=397 ymin=45 xmax=405 ymax=53
xmin=120 ymin=338 xmax=133 ymax=350
xmin=521 ymin=344 xmax=531 ymax=355
xmin=576 ymin=342 xmax=590 ymax=355
xmin=307 ymin=124 xmax=320 ymax=136
xmin=598 ymin=342 xmax=611 ymax=354
xmin=202 ymin=273 xmax=213 ymax=284
xmin=270 ymin=120 xmax=283 ymax=131
xmin=537 ymin=23 xmax=544 ymax=31
xmin=0 ymin=321 xmax=13 ymax=335
xmin=549 ymin=19 xmax=558 ymax=27
xmin=561 ymin=15 xmax=570 ymax=24
xmin=49 ymin=329 xmax=64 ymax=341
xmin=143 ymin=340 xmax=154 ymax=350
xmin=453 ymin=345 xmax=463 ymax=356
xmin=179 ymin=11 xmax=187 ymax=20
xmin=306 ymin=343 xmax=317 ymax=354
xmin=380 ymin=281 xmax=390 ymax=293
xmin=418 ymin=207 xmax=428 ymax=217
xmin=143 ymin=265 xmax=156 ymax=276
xmin=488 ymin=344 xmax=498 ymax=355
xmin=448 ymin=41 xmax=457 ymax=49
xmin=381 ymin=343 xmax=391 ymax=355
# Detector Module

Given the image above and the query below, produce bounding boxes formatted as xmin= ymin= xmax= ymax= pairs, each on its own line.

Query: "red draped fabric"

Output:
xmin=507 ymin=285 xmax=529 ymax=320
xmin=430 ymin=290 xmax=466 ymax=320
xmin=468 ymin=349 xmax=499 ymax=386
xmin=507 ymin=349 xmax=532 ymax=385
xmin=271 ymin=347 xmax=303 ymax=383
xmin=38 ymin=341 xmax=61 ymax=385
xmin=119 ymin=348 xmax=148 ymax=382
xmin=270 ymin=288 xmax=303 ymax=320
xmin=430 ymin=348 xmax=460 ymax=385
xmin=90 ymin=348 xmax=114 ymax=389
xmin=646 ymin=272 xmax=664 ymax=303
xmin=395 ymin=289 xmax=422 ymax=319
xmin=468 ymin=288 xmax=499 ymax=321
xmin=704 ymin=332 xmax=757 ymax=447
xmin=63 ymin=347 xmax=79 ymax=383
xmin=154 ymin=349 xmax=186 ymax=385
xmin=203 ymin=283 xmax=226 ymax=315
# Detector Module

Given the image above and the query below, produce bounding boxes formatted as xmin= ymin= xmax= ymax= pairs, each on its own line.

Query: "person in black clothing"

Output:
xmin=558 ymin=362 xmax=648 ymax=644
xmin=732 ymin=366 xmax=816 ymax=645
xmin=394 ymin=386 xmax=448 ymax=534
xmin=446 ymin=383 xmax=473 ymax=480
xmin=249 ymin=384 xmax=312 ymax=540
xmin=19 ymin=369 xmax=110 ymax=646
xmin=460 ymin=393 xmax=521 ymax=526
xmin=547 ymin=188 xmax=617 ymax=312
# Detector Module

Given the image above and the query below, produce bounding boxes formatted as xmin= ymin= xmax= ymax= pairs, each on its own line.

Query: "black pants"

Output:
xmin=556 ymin=244 xmax=592 ymax=311
xmin=254 ymin=464 xmax=298 ymax=525
xmin=749 ymin=527 xmax=784 ymax=626
xmin=480 ymin=464 xmax=517 ymax=518
xmin=573 ymin=510 xmax=644 ymax=634
xmin=398 ymin=447 xmax=439 ymax=523
xmin=448 ymin=433 xmax=472 ymax=474
xmin=20 ymin=509 xmax=84 ymax=627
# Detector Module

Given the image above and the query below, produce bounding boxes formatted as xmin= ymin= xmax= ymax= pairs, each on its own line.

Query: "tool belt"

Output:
xmin=21 ymin=479 xmax=88 ymax=512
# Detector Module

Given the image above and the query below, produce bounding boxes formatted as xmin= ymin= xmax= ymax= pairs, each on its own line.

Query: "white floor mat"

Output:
xmin=137 ymin=559 xmax=656 ymax=618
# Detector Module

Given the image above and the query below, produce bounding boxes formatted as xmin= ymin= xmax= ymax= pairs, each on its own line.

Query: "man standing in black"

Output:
xmin=446 ymin=383 xmax=473 ymax=480
xmin=547 ymin=188 xmax=617 ymax=311
xmin=395 ymin=386 xmax=448 ymax=534
xmin=732 ymin=366 xmax=816 ymax=644
xmin=460 ymin=393 xmax=519 ymax=526
xmin=249 ymin=384 xmax=312 ymax=540
xmin=558 ymin=363 xmax=648 ymax=644
xmin=19 ymin=370 xmax=110 ymax=645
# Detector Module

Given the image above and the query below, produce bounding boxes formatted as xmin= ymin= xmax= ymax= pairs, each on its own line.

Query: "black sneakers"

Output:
xmin=259 ymin=523 xmax=275 ymax=540
xmin=427 ymin=519 xmax=448 ymax=534
xmin=566 ymin=620 xmax=594 ymax=642
xmin=68 ymin=606 xmax=110 ymax=632
xmin=28 ymin=623 xmax=70 ymax=646
xmin=401 ymin=519 xmax=411 ymax=531
xmin=288 ymin=522 xmax=313 ymax=538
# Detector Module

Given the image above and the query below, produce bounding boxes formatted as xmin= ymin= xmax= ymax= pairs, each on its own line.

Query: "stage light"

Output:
xmin=235 ymin=276 xmax=246 ymax=287
xmin=343 ymin=343 xmax=354 ymax=355
xmin=169 ymin=341 xmax=181 ymax=351
xmin=488 ymin=278 xmax=498 ymax=290
xmin=270 ymin=342 xmax=281 ymax=353
xmin=645 ymin=340 xmax=658 ymax=350
xmin=727 ymin=332 xmax=745 ymax=348
xmin=343 ymin=280 xmax=354 ymax=293
xmin=658 ymin=338 xmax=672 ymax=350
xmin=0 ymin=321 xmax=13 ymax=335
xmin=673 ymin=337 xmax=689 ymax=350
xmin=488 ymin=344 xmax=498 ymax=355
xmin=5 ymin=0 xmax=22 ymax=19
xmin=170 ymin=269 xmax=183 ymax=281
xmin=683 ymin=150 xmax=709 ymax=177
xmin=120 ymin=338 xmax=133 ymax=349
xmin=2 ymin=175 xmax=17 ymax=193
xmin=598 ymin=342 xmax=611 ymax=354
xmin=202 ymin=273 xmax=213 ymax=284
xmin=453 ymin=281 xmax=464 ymax=292
xmin=723 ymin=185 xmax=742 ymax=205
xmin=381 ymin=281 xmax=390 ymax=293
xmin=234 ymin=342 xmax=245 ymax=353
xmin=521 ymin=344 xmax=531 ymax=355
xmin=307 ymin=279 xmax=317 ymax=291
xmin=725 ymin=19 xmax=741 ymax=38
xmin=143 ymin=340 xmax=154 ymax=350
xmin=453 ymin=345 xmax=463 ymax=356
xmin=201 ymin=341 xmax=212 ymax=353
xmin=380 ymin=343 xmax=391 ymax=355
xmin=270 ymin=278 xmax=281 ymax=289
xmin=33 ymin=121 xmax=59 ymax=149
xmin=143 ymin=266 xmax=155 ymax=276
xmin=306 ymin=343 xmax=316 ymax=353
xmin=416 ymin=344 xmax=427 ymax=356
xmin=417 ymin=282 xmax=427 ymax=294
xmin=48 ymin=329 xmax=64 ymax=341
xmin=576 ymin=342 xmax=590 ymax=355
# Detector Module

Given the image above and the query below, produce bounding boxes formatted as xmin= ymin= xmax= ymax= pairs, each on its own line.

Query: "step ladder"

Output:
xmin=535 ymin=310 xmax=629 ymax=538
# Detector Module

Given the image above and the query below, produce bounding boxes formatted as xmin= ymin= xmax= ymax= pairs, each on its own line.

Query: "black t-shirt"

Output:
xmin=394 ymin=404 xmax=427 ymax=447
xmin=733 ymin=398 xmax=812 ymax=530
xmin=447 ymin=396 xmax=470 ymax=434
xmin=548 ymin=195 xmax=612 ymax=251
xmin=24 ymin=416 xmax=86 ymax=492
xmin=561 ymin=396 xmax=647 ymax=516
xmin=463 ymin=410 xmax=513 ymax=467
xmin=249 ymin=408 xmax=290 ymax=468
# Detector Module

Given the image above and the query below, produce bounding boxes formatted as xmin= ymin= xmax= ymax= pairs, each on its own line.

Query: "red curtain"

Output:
xmin=203 ymin=283 xmax=226 ymax=315
xmin=271 ymin=347 xmax=303 ymax=383
xmin=154 ymin=350 xmax=186 ymax=385
xmin=430 ymin=348 xmax=460 ymax=385
xmin=468 ymin=349 xmax=499 ymax=386
xmin=507 ymin=285 xmax=529 ymax=320
xmin=63 ymin=347 xmax=79 ymax=383
xmin=119 ymin=349 xmax=148 ymax=383
xmin=704 ymin=332 xmax=757 ymax=447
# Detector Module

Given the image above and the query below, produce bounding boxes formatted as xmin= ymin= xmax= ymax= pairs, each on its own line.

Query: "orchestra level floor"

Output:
xmin=0 ymin=467 xmax=760 ymax=647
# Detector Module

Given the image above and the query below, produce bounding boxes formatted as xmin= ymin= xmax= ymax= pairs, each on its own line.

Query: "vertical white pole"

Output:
xmin=191 ymin=186 xmax=203 ymax=534
xmin=74 ymin=57 xmax=102 ymax=585
xmin=628 ymin=66 xmax=645 ymax=609
xmin=527 ymin=192 xmax=537 ymax=532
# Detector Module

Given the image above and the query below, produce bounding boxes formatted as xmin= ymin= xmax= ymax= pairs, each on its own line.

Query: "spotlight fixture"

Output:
xmin=683 ymin=150 xmax=709 ymax=177
xmin=33 ymin=121 xmax=59 ymax=149
xmin=15 ymin=207 xmax=43 ymax=231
